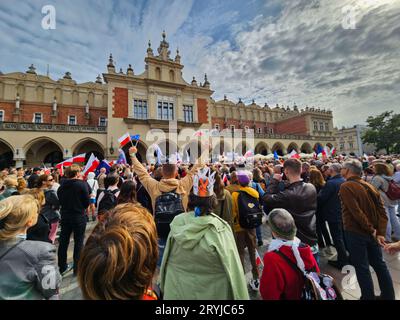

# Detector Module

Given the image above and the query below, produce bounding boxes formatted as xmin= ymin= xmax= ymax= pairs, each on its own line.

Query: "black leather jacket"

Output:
xmin=263 ymin=181 xmax=318 ymax=246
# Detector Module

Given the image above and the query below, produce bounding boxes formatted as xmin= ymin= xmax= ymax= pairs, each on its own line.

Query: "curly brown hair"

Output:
xmin=77 ymin=203 xmax=158 ymax=300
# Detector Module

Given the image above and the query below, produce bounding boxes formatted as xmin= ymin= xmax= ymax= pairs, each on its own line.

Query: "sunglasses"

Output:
xmin=48 ymin=179 xmax=54 ymax=182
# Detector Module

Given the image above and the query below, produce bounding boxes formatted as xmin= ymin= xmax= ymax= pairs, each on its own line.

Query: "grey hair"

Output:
xmin=268 ymin=208 xmax=297 ymax=240
xmin=329 ymin=163 xmax=342 ymax=174
xmin=343 ymin=159 xmax=363 ymax=176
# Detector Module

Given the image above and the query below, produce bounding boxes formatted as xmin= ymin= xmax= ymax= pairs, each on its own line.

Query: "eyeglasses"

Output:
xmin=47 ymin=179 xmax=54 ymax=182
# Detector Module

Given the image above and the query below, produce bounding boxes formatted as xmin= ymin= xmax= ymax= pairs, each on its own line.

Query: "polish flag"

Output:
xmin=255 ymin=249 xmax=264 ymax=268
xmin=193 ymin=130 xmax=204 ymax=137
xmin=59 ymin=164 xmax=64 ymax=177
xmin=244 ymin=150 xmax=254 ymax=158
xmin=56 ymin=159 xmax=72 ymax=169
xmin=331 ymin=147 xmax=336 ymax=156
xmin=43 ymin=166 xmax=51 ymax=175
xmin=222 ymin=174 xmax=229 ymax=185
xmin=118 ymin=133 xmax=131 ymax=148
xmin=72 ymin=153 xmax=86 ymax=163
xmin=82 ymin=153 xmax=100 ymax=177
xmin=288 ymin=150 xmax=300 ymax=159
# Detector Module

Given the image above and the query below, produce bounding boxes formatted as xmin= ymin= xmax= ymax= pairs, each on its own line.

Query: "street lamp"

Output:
xmin=109 ymin=139 xmax=114 ymax=155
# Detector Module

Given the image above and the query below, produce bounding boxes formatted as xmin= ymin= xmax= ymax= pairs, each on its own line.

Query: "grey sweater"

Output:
xmin=0 ymin=238 xmax=61 ymax=300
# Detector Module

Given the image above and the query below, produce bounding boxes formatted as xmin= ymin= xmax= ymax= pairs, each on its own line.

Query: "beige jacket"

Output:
xmin=131 ymin=156 xmax=199 ymax=213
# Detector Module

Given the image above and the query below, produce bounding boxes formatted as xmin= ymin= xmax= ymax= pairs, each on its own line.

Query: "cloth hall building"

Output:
xmin=0 ymin=32 xmax=335 ymax=168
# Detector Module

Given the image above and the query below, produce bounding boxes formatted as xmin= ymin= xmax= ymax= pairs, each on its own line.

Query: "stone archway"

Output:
xmin=255 ymin=142 xmax=269 ymax=156
xmin=0 ymin=139 xmax=14 ymax=170
xmin=300 ymin=142 xmax=313 ymax=154
xmin=120 ymin=140 xmax=148 ymax=164
xmin=272 ymin=142 xmax=285 ymax=156
xmin=182 ymin=140 xmax=204 ymax=163
xmin=235 ymin=141 xmax=251 ymax=156
xmin=287 ymin=142 xmax=299 ymax=154
xmin=24 ymin=137 xmax=64 ymax=167
xmin=73 ymin=138 xmax=105 ymax=162
xmin=314 ymin=142 xmax=323 ymax=153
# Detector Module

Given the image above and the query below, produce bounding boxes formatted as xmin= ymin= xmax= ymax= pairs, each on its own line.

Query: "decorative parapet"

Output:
xmin=0 ymin=122 xmax=107 ymax=133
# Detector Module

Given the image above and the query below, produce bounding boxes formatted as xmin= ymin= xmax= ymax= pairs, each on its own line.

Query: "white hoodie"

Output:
xmin=87 ymin=172 xmax=99 ymax=199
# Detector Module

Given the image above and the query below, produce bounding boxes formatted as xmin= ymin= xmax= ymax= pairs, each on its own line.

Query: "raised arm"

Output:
xmin=129 ymin=147 xmax=158 ymax=193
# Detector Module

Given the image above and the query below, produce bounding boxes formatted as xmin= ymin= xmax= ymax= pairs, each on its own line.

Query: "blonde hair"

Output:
xmin=0 ymin=195 xmax=40 ymax=241
xmin=78 ymin=203 xmax=158 ymax=300
xmin=21 ymin=188 xmax=45 ymax=209
xmin=4 ymin=177 xmax=18 ymax=188
xmin=374 ymin=163 xmax=392 ymax=177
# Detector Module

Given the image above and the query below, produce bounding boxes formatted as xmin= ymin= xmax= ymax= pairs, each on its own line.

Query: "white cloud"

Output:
xmin=0 ymin=0 xmax=398 ymax=127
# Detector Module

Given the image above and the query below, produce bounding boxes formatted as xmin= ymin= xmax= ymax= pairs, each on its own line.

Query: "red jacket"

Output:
xmin=260 ymin=244 xmax=319 ymax=300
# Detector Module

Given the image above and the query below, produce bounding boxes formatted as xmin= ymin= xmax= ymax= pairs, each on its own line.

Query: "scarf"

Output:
xmin=267 ymin=237 xmax=305 ymax=273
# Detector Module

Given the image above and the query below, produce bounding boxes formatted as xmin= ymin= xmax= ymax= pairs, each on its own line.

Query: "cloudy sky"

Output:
xmin=0 ymin=0 xmax=399 ymax=127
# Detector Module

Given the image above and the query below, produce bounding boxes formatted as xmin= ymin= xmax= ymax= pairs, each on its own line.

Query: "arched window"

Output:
xmin=36 ymin=86 xmax=44 ymax=102
xmin=155 ymin=67 xmax=161 ymax=80
xmin=169 ymin=70 xmax=175 ymax=82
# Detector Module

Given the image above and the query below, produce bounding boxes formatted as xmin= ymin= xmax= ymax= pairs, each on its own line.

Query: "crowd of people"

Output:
xmin=1 ymin=150 xmax=400 ymax=300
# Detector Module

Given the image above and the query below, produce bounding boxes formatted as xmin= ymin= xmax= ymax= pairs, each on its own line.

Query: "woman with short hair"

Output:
xmin=0 ymin=195 xmax=61 ymax=300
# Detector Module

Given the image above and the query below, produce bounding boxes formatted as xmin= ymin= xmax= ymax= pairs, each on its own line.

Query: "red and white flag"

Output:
xmin=244 ymin=150 xmax=254 ymax=158
xmin=82 ymin=153 xmax=100 ymax=177
xmin=72 ymin=153 xmax=86 ymax=163
xmin=43 ymin=165 xmax=51 ymax=175
xmin=193 ymin=130 xmax=204 ymax=137
xmin=118 ymin=133 xmax=131 ymax=148
xmin=255 ymin=249 xmax=264 ymax=269
xmin=288 ymin=150 xmax=300 ymax=159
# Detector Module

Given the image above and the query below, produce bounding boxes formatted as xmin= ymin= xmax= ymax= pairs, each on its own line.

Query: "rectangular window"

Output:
xmin=319 ymin=122 xmax=324 ymax=131
xmin=325 ymin=122 xmax=329 ymax=131
xmin=99 ymin=117 xmax=107 ymax=127
xmin=349 ymin=142 xmax=354 ymax=149
xmin=314 ymin=121 xmax=318 ymax=131
xmin=340 ymin=143 xmax=344 ymax=150
xmin=269 ymin=128 xmax=274 ymax=134
xmin=133 ymin=100 xmax=148 ymax=120
xmin=215 ymin=124 xmax=220 ymax=131
xmin=34 ymin=113 xmax=43 ymax=124
xmin=257 ymin=127 xmax=262 ymax=134
xmin=158 ymin=102 xmax=163 ymax=119
xmin=158 ymin=100 xmax=174 ymax=120
xmin=68 ymin=115 xmax=77 ymax=125
xmin=183 ymin=105 xmax=193 ymax=123
xmin=169 ymin=103 xmax=174 ymax=120
xmin=0 ymin=110 xmax=4 ymax=122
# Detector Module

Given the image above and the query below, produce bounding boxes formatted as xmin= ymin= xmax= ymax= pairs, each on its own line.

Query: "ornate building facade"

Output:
xmin=0 ymin=32 xmax=335 ymax=168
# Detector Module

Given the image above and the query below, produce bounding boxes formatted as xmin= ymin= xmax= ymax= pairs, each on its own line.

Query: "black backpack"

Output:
xmin=154 ymin=191 xmax=184 ymax=239
xmin=98 ymin=189 xmax=119 ymax=215
xmin=237 ymin=191 xmax=263 ymax=229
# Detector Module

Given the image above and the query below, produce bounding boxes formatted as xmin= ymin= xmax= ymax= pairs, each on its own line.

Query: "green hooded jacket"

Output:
xmin=159 ymin=211 xmax=249 ymax=300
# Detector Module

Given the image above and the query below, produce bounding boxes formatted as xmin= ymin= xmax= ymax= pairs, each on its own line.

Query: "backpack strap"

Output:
xmin=274 ymin=250 xmax=307 ymax=278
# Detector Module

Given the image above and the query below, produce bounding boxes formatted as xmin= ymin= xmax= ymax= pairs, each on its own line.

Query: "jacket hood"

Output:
xmin=169 ymin=212 xmax=227 ymax=250
xmin=279 ymin=245 xmax=317 ymax=271
xmin=239 ymin=186 xmax=259 ymax=199
xmin=87 ymin=172 xmax=95 ymax=180
xmin=158 ymin=178 xmax=181 ymax=193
